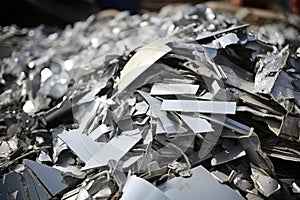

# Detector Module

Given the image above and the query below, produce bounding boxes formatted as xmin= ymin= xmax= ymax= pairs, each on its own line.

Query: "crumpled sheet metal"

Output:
xmin=254 ymin=45 xmax=289 ymax=95
xmin=1 ymin=3 xmax=300 ymax=200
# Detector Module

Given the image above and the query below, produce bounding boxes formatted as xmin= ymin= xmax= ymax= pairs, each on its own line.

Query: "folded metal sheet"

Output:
xmin=138 ymin=91 xmax=185 ymax=134
xmin=133 ymin=101 xmax=149 ymax=116
xmin=58 ymin=130 xmax=104 ymax=163
xmin=88 ymin=124 xmax=112 ymax=141
xmin=211 ymin=170 xmax=230 ymax=183
xmin=263 ymin=146 xmax=300 ymax=162
xmin=271 ymin=70 xmax=300 ymax=112
xmin=199 ymin=80 xmax=221 ymax=100
xmin=116 ymin=40 xmax=172 ymax=93
xmin=73 ymin=97 xmax=103 ymax=132
xmin=82 ymin=133 xmax=142 ymax=170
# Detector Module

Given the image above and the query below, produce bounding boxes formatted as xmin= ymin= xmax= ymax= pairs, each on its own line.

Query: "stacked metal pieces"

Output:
xmin=0 ymin=4 xmax=300 ymax=199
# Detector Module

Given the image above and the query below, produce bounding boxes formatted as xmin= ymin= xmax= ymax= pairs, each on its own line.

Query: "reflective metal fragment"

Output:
xmin=150 ymin=83 xmax=199 ymax=95
xmin=82 ymin=133 xmax=142 ymax=170
xmin=254 ymin=46 xmax=289 ymax=94
xmin=179 ymin=114 xmax=214 ymax=133
xmin=116 ymin=40 xmax=172 ymax=93
xmin=161 ymin=100 xmax=236 ymax=114
xmin=158 ymin=165 xmax=244 ymax=200
xmin=121 ymin=176 xmax=168 ymax=200
xmin=58 ymin=130 xmax=104 ymax=163
xmin=250 ymin=165 xmax=281 ymax=197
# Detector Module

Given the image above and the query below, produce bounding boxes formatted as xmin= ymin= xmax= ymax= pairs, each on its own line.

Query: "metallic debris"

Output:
xmin=158 ymin=165 xmax=244 ymax=200
xmin=1 ymin=3 xmax=300 ymax=200
xmin=161 ymin=100 xmax=237 ymax=114
xmin=121 ymin=176 xmax=168 ymax=200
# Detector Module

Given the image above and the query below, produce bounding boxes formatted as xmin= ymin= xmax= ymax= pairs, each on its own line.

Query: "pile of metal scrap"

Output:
xmin=1 ymin=4 xmax=300 ymax=199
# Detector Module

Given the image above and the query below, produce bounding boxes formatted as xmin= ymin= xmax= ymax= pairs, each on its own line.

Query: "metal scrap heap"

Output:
xmin=1 ymin=4 xmax=300 ymax=200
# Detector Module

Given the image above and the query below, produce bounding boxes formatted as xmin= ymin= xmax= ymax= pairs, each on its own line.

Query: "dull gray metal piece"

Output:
xmin=24 ymin=159 xmax=68 ymax=196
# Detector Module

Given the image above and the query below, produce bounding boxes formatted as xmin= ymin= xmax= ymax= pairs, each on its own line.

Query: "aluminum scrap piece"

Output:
xmin=211 ymin=145 xmax=246 ymax=166
xmin=133 ymin=101 xmax=149 ymax=116
xmin=88 ymin=123 xmax=112 ymax=141
xmin=24 ymin=159 xmax=68 ymax=196
xmin=2 ymin=172 xmax=27 ymax=199
xmin=179 ymin=114 xmax=214 ymax=133
xmin=150 ymin=83 xmax=199 ymax=95
xmin=82 ymin=132 xmax=142 ymax=170
xmin=204 ymin=33 xmax=240 ymax=49
xmin=138 ymin=90 xmax=185 ymax=134
xmin=199 ymin=80 xmax=221 ymax=100
xmin=22 ymin=168 xmax=52 ymax=200
xmin=116 ymin=40 xmax=172 ymax=93
xmin=211 ymin=170 xmax=230 ymax=183
xmin=292 ymin=182 xmax=300 ymax=194
xmin=58 ymin=130 xmax=104 ymax=163
xmin=120 ymin=176 xmax=169 ymax=200
xmin=196 ymin=24 xmax=249 ymax=41
xmin=254 ymin=46 xmax=290 ymax=94
xmin=161 ymin=100 xmax=236 ymax=114
xmin=158 ymin=165 xmax=244 ymax=200
xmin=250 ymin=166 xmax=281 ymax=197
xmin=263 ymin=146 xmax=300 ymax=162
xmin=270 ymin=70 xmax=300 ymax=112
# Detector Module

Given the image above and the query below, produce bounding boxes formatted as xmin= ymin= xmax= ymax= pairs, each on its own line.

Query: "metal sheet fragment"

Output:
xmin=150 ymin=83 xmax=199 ymax=95
xmin=250 ymin=165 xmax=281 ymax=197
xmin=82 ymin=133 xmax=142 ymax=170
xmin=161 ymin=100 xmax=236 ymax=114
xmin=138 ymin=91 xmax=185 ymax=134
xmin=22 ymin=168 xmax=52 ymax=200
xmin=211 ymin=143 xmax=246 ymax=166
xmin=58 ymin=130 xmax=104 ymax=163
xmin=121 ymin=176 xmax=169 ymax=200
xmin=254 ymin=46 xmax=289 ymax=94
xmin=179 ymin=114 xmax=214 ymax=133
xmin=158 ymin=165 xmax=244 ymax=200
xmin=24 ymin=159 xmax=68 ymax=196
xmin=116 ymin=40 xmax=172 ymax=93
